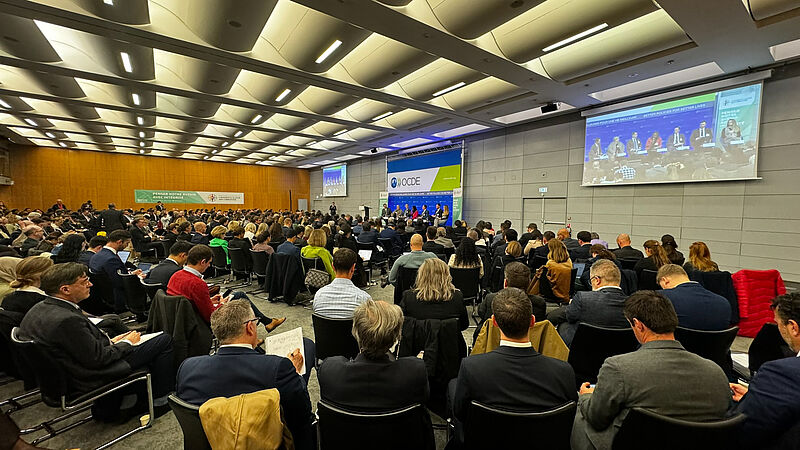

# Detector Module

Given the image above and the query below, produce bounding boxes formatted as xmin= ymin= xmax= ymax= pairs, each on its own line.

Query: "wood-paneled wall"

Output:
xmin=0 ymin=146 xmax=310 ymax=211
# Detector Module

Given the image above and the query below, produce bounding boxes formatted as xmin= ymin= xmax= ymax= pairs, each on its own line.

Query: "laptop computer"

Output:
xmin=574 ymin=263 xmax=586 ymax=278
xmin=137 ymin=262 xmax=152 ymax=273
xmin=117 ymin=250 xmax=131 ymax=264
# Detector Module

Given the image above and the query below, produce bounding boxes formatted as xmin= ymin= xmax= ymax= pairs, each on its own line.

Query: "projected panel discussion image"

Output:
xmin=322 ymin=164 xmax=347 ymax=197
xmin=582 ymin=83 xmax=762 ymax=186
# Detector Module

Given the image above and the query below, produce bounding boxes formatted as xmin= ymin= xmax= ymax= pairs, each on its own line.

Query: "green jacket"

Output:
xmin=209 ymin=237 xmax=230 ymax=264
xmin=300 ymin=245 xmax=335 ymax=278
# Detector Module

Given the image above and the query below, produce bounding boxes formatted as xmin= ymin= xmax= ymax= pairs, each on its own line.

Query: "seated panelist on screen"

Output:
xmin=626 ymin=132 xmax=643 ymax=154
xmin=588 ymin=137 xmax=604 ymax=159
xmin=720 ymin=119 xmax=743 ymax=148
xmin=606 ymin=136 xmax=626 ymax=157
xmin=645 ymin=131 xmax=662 ymax=151
xmin=665 ymin=127 xmax=686 ymax=151
xmin=690 ymin=121 xmax=713 ymax=148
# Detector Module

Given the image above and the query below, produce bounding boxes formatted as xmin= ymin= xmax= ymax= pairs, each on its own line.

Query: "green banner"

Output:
xmin=134 ymin=190 xmax=244 ymax=204
xmin=452 ymin=188 xmax=463 ymax=222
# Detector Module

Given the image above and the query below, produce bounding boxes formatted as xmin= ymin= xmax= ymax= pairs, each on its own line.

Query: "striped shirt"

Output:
xmin=312 ymin=277 xmax=372 ymax=319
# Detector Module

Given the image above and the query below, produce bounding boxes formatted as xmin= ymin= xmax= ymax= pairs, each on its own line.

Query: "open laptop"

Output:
xmin=574 ymin=263 xmax=586 ymax=278
xmin=117 ymin=250 xmax=131 ymax=264
xmin=137 ymin=262 xmax=152 ymax=273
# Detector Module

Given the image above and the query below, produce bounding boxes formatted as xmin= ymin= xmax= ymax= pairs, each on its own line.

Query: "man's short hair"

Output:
xmin=187 ymin=244 xmax=213 ymax=265
xmin=527 ymin=223 xmax=537 ymax=230
xmin=577 ymin=230 xmax=592 ymax=243
xmin=210 ymin=300 xmax=253 ymax=344
xmin=771 ymin=293 xmax=800 ymax=326
xmin=436 ymin=227 xmax=447 ymax=238
xmin=169 ymin=240 xmax=194 ymax=256
xmin=504 ymin=229 xmax=518 ymax=242
xmin=40 ymin=262 xmax=87 ymax=296
xmin=623 ymin=291 xmax=679 ymax=334
xmin=492 ymin=287 xmax=532 ymax=339
xmin=333 ymin=248 xmax=357 ymax=273
xmin=590 ymin=259 xmax=621 ymax=285
xmin=351 ymin=300 xmax=403 ymax=359
xmin=23 ymin=225 xmax=41 ymax=236
xmin=426 ymin=226 xmax=437 ymax=240
xmin=656 ymin=264 xmax=687 ymax=280
xmin=504 ymin=262 xmax=531 ymax=290
xmin=108 ymin=230 xmax=131 ymax=242
xmin=543 ymin=231 xmax=555 ymax=241
xmin=409 ymin=234 xmax=423 ymax=247
xmin=88 ymin=235 xmax=108 ymax=248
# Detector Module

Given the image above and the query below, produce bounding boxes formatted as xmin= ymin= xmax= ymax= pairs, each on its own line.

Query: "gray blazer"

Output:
xmin=561 ymin=287 xmax=629 ymax=346
xmin=572 ymin=340 xmax=730 ymax=450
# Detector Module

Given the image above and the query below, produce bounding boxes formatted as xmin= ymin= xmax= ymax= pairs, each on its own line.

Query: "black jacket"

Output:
xmin=129 ymin=225 xmax=152 ymax=252
xmin=422 ymin=241 xmax=445 ymax=255
xmin=400 ymin=289 xmax=468 ymax=331
xmin=613 ymin=246 xmax=644 ymax=261
xmin=570 ymin=243 xmax=592 ymax=262
xmin=146 ymin=259 xmax=182 ymax=286
xmin=399 ymin=317 xmax=466 ymax=386
xmin=1 ymin=290 xmax=46 ymax=316
xmin=99 ymin=208 xmax=127 ymax=232
xmin=265 ymin=252 xmax=304 ymax=304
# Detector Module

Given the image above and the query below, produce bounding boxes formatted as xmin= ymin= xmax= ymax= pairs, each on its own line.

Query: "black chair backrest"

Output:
xmin=88 ymin=268 xmax=115 ymax=309
xmin=141 ymin=279 xmax=165 ymax=303
xmin=168 ymin=394 xmax=211 ymax=450
xmin=619 ymin=259 xmax=638 ymax=271
xmin=531 ymin=255 xmax=548 ymax=271
xmin=450 ymin=266 xmax=481 ymax=301
xmin=118 ymin=270 xmax=149 ymax=315
xmin=0 ymin=310 xmax=31 ymax=385
xmin=442 ymin=246 xmax=455 ymax=259
xmin=301 ymin=256 xmax=322 ymax=274
xmin=250 ymin=250 xmax=269 ymax=277
xmin=568 ymin=323 xmax=638 ymax=386
xmin=748 ymin=322 xmax=794 ymax=374
xmin=612 ymin=408 xmax=746 ymax=450
xmin=675 ymin=326 xmax=738 ymax=378
xmin=638 ymin=269 xmax=660 ymax=290
xmin=10 ymin=327 xmax=67 ymax=407
xmin=537 ymin=266 xmax=557 ymax=301
xmin=311 ymin=313 xmax=359 ymax=363
xmin=394 ymin=266 xmax=420 ymax=304
xmin=464 ymin=401 xmax=576 ymax=450
xmin=316 ymin=400 xmax=434 ymax=450
xmin=209 ymin=245 xmax=228 ymax=270
xmin=227 ymin=247 xmax=248 ymax=274
xmin=377 ymin=238 xmax=394 ymax=255
xmin=569 ymin=267 xmax=578 ymax=296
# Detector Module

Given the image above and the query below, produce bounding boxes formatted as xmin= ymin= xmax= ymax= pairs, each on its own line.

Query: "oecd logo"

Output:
xmin=391 ymin=177 xmax=398 ymax=188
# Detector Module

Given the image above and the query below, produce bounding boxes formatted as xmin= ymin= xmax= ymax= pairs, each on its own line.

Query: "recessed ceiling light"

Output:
xmin=136 ymin=116 xmax=144 ymax=125
xmin=306 ymin=141 xmax=317 ymax=146
xmin=139 ymin=141 xmax=145 ymax=147
xmin=45 ymin=131 xmax=56 ymax=138
xmin=120 ymin=52 xmax=133 ymax=73
xmin=432 ymin=82 xmax=466 ymax=97
xmin=23 ymin=118 xmax=37 ymax=126
xmin=333 ymin=129 xmax=348 ymax=136
xmin=372 ymin=111 xmax=394 ymax=121
xmin=103 ymin=0 xmax=114 ymax=5
xmin=542 ymin=23 xmax=608 ymax=53
xmin=315 ymin=40 xmax=342 ymax=64
xmin=138 ymin=131 xmax=145 ymax=138
xmin=58 ymin=142 xmax=67 ymax=147
xmin=211 ymin=149 xmax=218 ymax=154
xmin=131 ymin=93 xmax=141 ymax=105
xmin=0 ymin=99 xmax=10 ymax=109
xmin=234 ymin=130 xmax=243 ymax=137
xmin=275 ymin=88 xmax=291 ymax=102
xmin=250 ymin=114 xmax=263 ymax=124
xmin=203 ymin=155 xmax=210 ymax=160
xmin=221 ymin=141 xmax=229 ymax=147
xmin=139 ymin=149 xmax=145 ymax=154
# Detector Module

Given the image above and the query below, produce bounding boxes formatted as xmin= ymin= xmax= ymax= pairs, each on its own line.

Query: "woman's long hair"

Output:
xmin=55 ymin=233 xmax=86 ymax=262
xmin=547 ymin=239 xmax=570 ymax=263
xmin=10 ymin=256 xmax=53 ymax=289
xmin=414 ymin=258 xmax=455 ymax=302
xmin=689 ymin=241 xmax=718 ymax=272
xmin=453 ymin=238 xmax=480 ymax=268
xmin=643 ymin=240 xmax=670 ymax=268
xmin=661 ymin=234 xmax=681 ymax=261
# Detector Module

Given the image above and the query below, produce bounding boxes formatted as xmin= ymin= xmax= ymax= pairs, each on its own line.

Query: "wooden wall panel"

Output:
xmin=0 ymin=146 xmax=310 ymax=211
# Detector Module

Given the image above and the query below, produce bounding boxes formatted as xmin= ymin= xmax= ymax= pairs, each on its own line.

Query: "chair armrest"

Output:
xmin=65 ymin=370 xmax=150 ymax=408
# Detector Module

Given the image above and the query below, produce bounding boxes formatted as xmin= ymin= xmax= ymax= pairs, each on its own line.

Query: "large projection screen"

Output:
xmin=582 ymin=82 xmax=762 ymax=186
xmin=322 ymin=164 xmax=347 ymax=197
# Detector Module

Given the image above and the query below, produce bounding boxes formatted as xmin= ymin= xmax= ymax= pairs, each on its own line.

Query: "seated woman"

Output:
xmin=228 ymin=226 xmax=253 ymax=271
xmin=300 ymin=229 xmax=335 ymax=279
xmin=251 ymin=231 xmax=274 ymax=254
xmin=448 ymin=238 xmax=483 ymax=278
xmin=2 ymin=256 xmax=53 ymax=315
xmin=529 ymin=239 xmax=573 ymax=303
xmin=318 ymin=300 xmax=429 ymax=411
xmin=208 ymin=225 xmax=230 ymax=264
xmin=661 ymin=234 xmax=685 ymax=265
xmin=634 ymin=239 xmax=670 ymax=279
xmin=268 ymin=222 xmax=286 ymax=247
xmin=51 ymin=233 xmax=86 ymax=263
xmin=487 ymin=240 xmax=522 ymax=291
xmin=684 ymin=241 xmax=719 ymax=273
xmin=400 ymin=258 xmax=468 ymax=331
xmin=243 ymin=222 xmax=257 ymax=243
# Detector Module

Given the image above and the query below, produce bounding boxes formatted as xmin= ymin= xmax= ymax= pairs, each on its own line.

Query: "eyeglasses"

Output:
xmin=590 ymin=276 xmax=601 ymax=282
xmin=242 ymin=317 xmax=259 ymax=326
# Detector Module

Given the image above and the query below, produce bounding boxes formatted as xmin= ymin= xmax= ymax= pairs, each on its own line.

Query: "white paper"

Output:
xmin=263 ymin=327 xmax=306 ymax=375
xmin=132 ymin=331 xmax=163 ymax=346
xmin=88 ymin=317 xmax=104 ymax=325
xmin=731 ymin=352 xmax=749 ymax=368
xmin=358 ymin=249 xmax=372 ymax=261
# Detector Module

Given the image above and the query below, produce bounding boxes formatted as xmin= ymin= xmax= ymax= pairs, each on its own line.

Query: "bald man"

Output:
xmin=613 ymin=233 xmax=644 ymax=260
xmin=557 ymin=228 xmax=579 ymax=250
xmin=388 ymin=233 xmax=437 ymax=285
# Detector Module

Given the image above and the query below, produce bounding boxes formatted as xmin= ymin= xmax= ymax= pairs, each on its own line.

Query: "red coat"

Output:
xmin=167 ymin=269 xmax=217 ymax=323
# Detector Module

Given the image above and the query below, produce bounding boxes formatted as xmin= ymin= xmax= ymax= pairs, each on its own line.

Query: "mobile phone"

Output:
xmin=223 ymin=288 xmax=233 ymax=298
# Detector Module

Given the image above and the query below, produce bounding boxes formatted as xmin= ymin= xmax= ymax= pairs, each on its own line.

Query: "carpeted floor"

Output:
xmin=1 ymin=276 xmax=754 ymax=449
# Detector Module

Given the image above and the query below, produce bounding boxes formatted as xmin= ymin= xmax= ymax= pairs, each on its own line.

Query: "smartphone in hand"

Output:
xmin=223 ymin=288 xmax=233 ymax=298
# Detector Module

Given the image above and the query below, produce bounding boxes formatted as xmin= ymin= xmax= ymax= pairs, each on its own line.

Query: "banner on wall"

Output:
xmin=452 ymin=188 xmax=463 ymax=222
xmin=386 ymin=149 xmax=462 ymax=194
xmin=134 ymin=190 xmax=244 ymax=204
xmin=379 ymin=191 xmax=389 ymax=210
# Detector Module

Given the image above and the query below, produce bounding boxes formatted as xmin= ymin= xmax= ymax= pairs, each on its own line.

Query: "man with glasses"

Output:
xmin=571 ymin=291 xmax=730 ymax=450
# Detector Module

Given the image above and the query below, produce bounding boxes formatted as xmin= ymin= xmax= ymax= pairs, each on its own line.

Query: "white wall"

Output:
xmin=311 ymin=66 xmax=800 ymax=281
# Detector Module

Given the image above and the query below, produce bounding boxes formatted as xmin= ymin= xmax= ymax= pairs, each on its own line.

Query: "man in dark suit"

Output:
xmin=449 ymin=288 xmax=577 ymax=447
xmin=422 ymin=226 xmax=445 ymax=255
xmin=690 ymin=121 xmax=713 ymax=148
xmin=89 ymin=230 xmax=141 ymax=312
xmin=146 ymin=240 xmax=192 ymax=286
xmin=99 ymin=203 xmax=127 ymax=232
xmin=19 ymin=263 xmax=174 ymax=414
xmin=356 ymin=222 xmax=378 ymax=245
xmin=626 ymin=132 xmax=642 ymax=154
xmin=666 ymin=126 xmax=686 ymax=150
xmin=612 ymin=233 xmax=644 ymax=260
xmin=548 ymin=260 xmax=629 ymax=346
xmin=572 ymin=291 xmax=730 ymax=450
xmin=129 ymin=216 xmax=165 ymax=258
xmin=190 ymin=221 xmax=211 ymax=245
xmin=657 ymin=264 xmax=731 ymax=330
xmin=731 ymin=293 xmax=800 ymax=449
xmin=277 ymin=227 xmax=302 ymax=263
xmin=379 ymin=220 xmax=403 ymax=256
xmin=519 ymin=223 xmax=543 ymax=249
xmin=78 ymin=235 xmax=107 ymax=266
xmin=569 ymin=231 xmax=593 ymax=262
xmin=533 ymin=231 xmax=556 ymax=259
xmin=19 ymin=225 xmax=44 ymax=256
xmin=177 ymin=300 xmax=314 ymax=450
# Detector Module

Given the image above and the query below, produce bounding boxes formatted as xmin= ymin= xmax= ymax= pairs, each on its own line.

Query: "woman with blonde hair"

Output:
xmin=300 ymin=229 xmax=335 ymax=278
xmin=243 ymin=222 xmax=257 ymax=243
xmin=0 ymin=256 xmax=21 ymax=302
xmin=209 ymin=225 xmax=230 ymax=264
xmin=634 ymin=239 xmax=670 ymax=279
xmin=2 ymin=256 xmax=53 ymax=314
xmin=256 ymin=222 xmax=269 ymax=236
xmin=400 ymin=258 xmax=468 ymax=330
xmin=685 ymin=241 xmax=719 ymax=273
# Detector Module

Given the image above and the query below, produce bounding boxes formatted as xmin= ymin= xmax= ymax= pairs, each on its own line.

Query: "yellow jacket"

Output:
xmin=471 ymin=319 xmax=569 ymax=361
xmin=199 ymin=388 xmax=294 ymax=450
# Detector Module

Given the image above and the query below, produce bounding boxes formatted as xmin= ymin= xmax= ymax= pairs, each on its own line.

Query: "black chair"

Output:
xmin=87 ymin=268 xmax=116 ymax=313
xmin=140 ymin=279 xmax=165 ymax=304
xmin=746 ymin=322 xmax=794 ymax=377
xmin=394 ymin=266 xmax=419 ymax=305
xmin=675 ymin=326 xmax=739 ymax=379
xmin=311 ymin=313 xmax=359 ymax=367
xmin=450 ymin=266 xmax=481 ymax=324
xmin=568 ymin=323 xmax=639 ymax=386
xmin=619 ymin=259 xmax=639 ymax=271
xmin=0 ymin=311 xmax=40 ymax=412
xmin=249 ymin=250 xmax=269 ymax=294
xmin=10 ymin=327 xmax=154 ymax=448
xmin=530 ymin=255 xmax=548 ymax=271
xmin=358 ymin=241 xmax=386 ymax=280
xmin=638 ymin=269 xmax=660 ymax=290
xmin=316 ymin=400 xmax=434 ymax=450
xmin=462 ymin=401 xmax=576 ymax=450
xmin=612 ymin=407 xmax=746 ymax=450
xmin=301 ymin=256 xmax=323 ymax=274
xmin=118 ymin=270 xmax=150 ymax=320
xmin=168 ymin=394 xmax=211 ymax=450
xmin=227 ymin=247 xmax=251 ymax=285
xmin=209 ymin=245 xmax=230 ymax=279
xmin=377 ymin=237 xmax=399 ymax=261
xmin=569 ymin=267 xmax=578 ymax=296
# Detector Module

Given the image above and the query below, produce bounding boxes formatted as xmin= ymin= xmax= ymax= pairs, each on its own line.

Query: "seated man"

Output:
xmin=357 ymin=222 xmax=378 ymax=245
xmin=89 ymin=230 xmax=142 ymax=312
xmin=475 ymin=262 xmax=546 ymax=343
xmin=378 ymin=220 xmax=404 ymax=255
xmin=167 ymin=244 xmax=284 ymax=331
xmin=318 ymin=300 xmax=428 ymax=410
xmin=190 ymin=221 xmax=211 ymax=245
xmin=571 ymin=291 xmax=731 ymax=450
xmin=533 ymin=231 xmax=555 ymax=258
xmin=276 ymin=227 xmax=302 ymax=263
xmin=177 ymin=300 xmax=315 ymax=450
xmin=450 ymin=288 xmax=577 ymax=447
xmin=434 ymin=227 xmax=454 ymax=249
xmin=548 ymin=260 xmax=629 ymax=347
xmin=558 ymin=228 xmax=579 ymax=250
xmin=569 ymin=231 xmax=593 ymax=262
xmin=19 ymin=225 xmax=44 ymax=256
xmin=657 ymin=264 xmax=731 ymax=330
xmin=388 ymin=234 xmax=437 ymax=286
xmin=146 ymin=240 xmax=193 ymax=286
xmin=422 ymin=226 xmax=445 ymax=254
xmin=129 ymin=216 xmax=165 ymax=258
xmin=612 ymin=233 xmax=644 ymax=260
xmin=19 ymin=263 xmax=174 ymax=415
xmin=78 ymin=235 xmax=107 ymax=266
xmin=730 ymin=293 xmax=800 ymax=449
xmin=313 ymin=248 xmax=371 ymax=319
